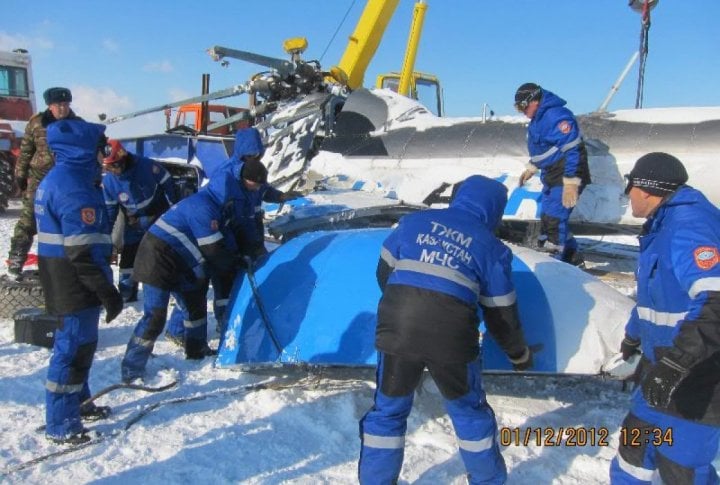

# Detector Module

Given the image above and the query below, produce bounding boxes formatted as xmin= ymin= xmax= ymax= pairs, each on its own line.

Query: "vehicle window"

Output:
xmin=0 ymin=66 xmax=29 ymax=97
xmin=416 ymin=79 xmax=440 ymax=117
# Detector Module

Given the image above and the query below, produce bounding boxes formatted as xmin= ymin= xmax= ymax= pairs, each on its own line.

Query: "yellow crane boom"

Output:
xmin=332 ymin=0 xmax=401 ymax=90
xmin=398 ymin=0 xmax=427 ymax=96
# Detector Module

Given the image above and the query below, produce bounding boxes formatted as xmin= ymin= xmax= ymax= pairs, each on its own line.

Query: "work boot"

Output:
xmin=185 ymin=339 xmax=218 ymax=360
xmin=6 ymin=258 xmax=23 ymax=279
xmin=46 ymin=428 xmax=93 ymax=445
xmin=121 ymin=366 xmax=144 ymax=385
xmin=562 ymin=248 xmax=585 ymax=268
xmin=7 ymin=238 xmax=31 ymax=278
xmin=123 ymin=287 xmax=138 ymax=303
xmin=120 ymin=281 xmax=139 ymax=303
xmin=80 ymin=404 xmax=112 ymax=422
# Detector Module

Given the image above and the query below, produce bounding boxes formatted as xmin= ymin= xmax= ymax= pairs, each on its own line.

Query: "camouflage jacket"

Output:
xmin=15 ymin=109 xmax=81 ymax=190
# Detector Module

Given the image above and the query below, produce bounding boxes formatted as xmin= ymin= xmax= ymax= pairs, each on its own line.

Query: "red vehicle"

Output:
xmin=0 ymin=48 xmax=35 ymax=212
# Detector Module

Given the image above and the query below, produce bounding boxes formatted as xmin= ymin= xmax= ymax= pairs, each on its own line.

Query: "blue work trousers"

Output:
xmin=610 ymin=392 xmax=720 ymax=484
xmin=45 ymin=306 xmax=101 ymax=438
xmin=358 ymin=353 xmax=506 ymax=484
xmin=121 ymin=283 xmax=207 ymax=381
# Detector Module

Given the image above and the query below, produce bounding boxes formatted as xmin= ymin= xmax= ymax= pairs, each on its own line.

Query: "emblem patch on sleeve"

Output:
xmin=694 ymin=246 xmax=719 ymax=270
xmin=558 ymin=120 xmax=571 ymax=134
xmin=81 ymin=208 xmax=96 ymax=225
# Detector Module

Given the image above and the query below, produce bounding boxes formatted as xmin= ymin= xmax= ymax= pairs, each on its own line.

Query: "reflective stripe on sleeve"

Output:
xmin=380 ymin=247 xmax=397 ymax=266
xmin=196 ymin=232 xmax=223 ymax=246
xmin=479 ymin=291 xmax=517 ymax=307
xmin=64 ymin=233 xmax=112 ymax=246
xmin=363 ymin=433 xmax=405 ymax=449
xmin=688 ymin=277 xmax=720 ymax=299
xmin=530 ymin=146 xmax=559 ymax=164
xmin=133 ymin=187 xmax=160 ymax=210
xmin=636 ymin=306 xmax=686 ymax=326
xmin=560 ymin=135 xmax=582 ymax=152
xmin=37 ymin=232 xmax=65 ymax=245
xmin=155 ymin=219 xmax=204 ymax=262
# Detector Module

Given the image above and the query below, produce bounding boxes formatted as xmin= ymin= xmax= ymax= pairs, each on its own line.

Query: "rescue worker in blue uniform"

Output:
xmin=101 ymin=139 xmax=178 ymax=302
xmin=35 ymin=119 xmax=123 ymax=445
xmin=164 ymin=127 xmax=300 ymax=344
xmin=358 ymin=175 xmax=532 ymax=484
xmin=120 ymin=170 xmax=242 ymax=382
xmin=610 ymin=153 xmax=720 ymax=484
xmin=215 ymin=127 xmax=301 ymax=256
xmin=515 ymin=83 xmax=591 ymax=266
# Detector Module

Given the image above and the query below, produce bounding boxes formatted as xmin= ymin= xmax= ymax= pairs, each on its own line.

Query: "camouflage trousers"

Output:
xmin=8 ymin=188 xmax=38 ymax=269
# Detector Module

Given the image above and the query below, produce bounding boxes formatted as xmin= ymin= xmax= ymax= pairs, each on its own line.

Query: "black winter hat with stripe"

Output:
xmin=625 ymin=152 xmax=688 ymax=196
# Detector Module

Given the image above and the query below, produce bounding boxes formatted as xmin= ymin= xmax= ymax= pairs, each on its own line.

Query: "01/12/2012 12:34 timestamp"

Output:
xmin=499 ymin=426 xmax=674 ymax=447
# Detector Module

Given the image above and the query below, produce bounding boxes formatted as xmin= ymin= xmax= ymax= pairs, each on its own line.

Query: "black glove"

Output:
xmin=508 ymin=346 xmax=533 ymax=371
xmin=101 ymin=289 xmax=124 ymax=323
xmin=234 ymin=255 xmax=255 ymax=270
xmin=620 ymin=335 xmax=641 ymax=361
xmin=641 ymin=357 xmax=689 ymax=408
xmin=281 ymin=191 xmax=303 ymax=202
xmin=16 ymin=177 xmax=27 ymax=192
xmin=253 ymin=244 xmax=268 ymax=259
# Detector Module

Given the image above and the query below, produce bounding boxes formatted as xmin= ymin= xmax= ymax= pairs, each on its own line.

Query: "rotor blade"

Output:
xmin=103 ymin=83 xmax=250 ymax=125
xmin=206 ymin=110 xmax=252 ymax=132
xmin=207 ymin=46 xmax=295 ymax=77
xmin=205 ymin=102 xmax=279 ymax=132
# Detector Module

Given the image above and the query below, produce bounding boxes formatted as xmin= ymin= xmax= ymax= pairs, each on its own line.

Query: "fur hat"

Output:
xmin=43 ymin=87 xmax=72 ymax=105
xmin=241 ymin=159 xmax=268 ymax=184
xmin=625 ymin=152 xmax=688 ymax=196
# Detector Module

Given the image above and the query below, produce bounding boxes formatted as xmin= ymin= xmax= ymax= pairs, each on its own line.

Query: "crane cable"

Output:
xmin=319 ymin=0 xmax=358 ymax=63
xmin=635 ymin=0 xmax=652 ymax=109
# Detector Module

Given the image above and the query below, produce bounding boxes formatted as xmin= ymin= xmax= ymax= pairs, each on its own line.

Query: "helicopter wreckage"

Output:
xmin=102 ymin=32 xmax=719 ymax=374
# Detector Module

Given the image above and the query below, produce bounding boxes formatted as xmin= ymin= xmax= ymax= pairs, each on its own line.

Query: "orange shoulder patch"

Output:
xmin=694 ymin=246 xmax=719 ymax=270
xmin=81 ymin=208 xmax=96 ymax=225
xmin=558 ymin=120 xmax=571 ymax=134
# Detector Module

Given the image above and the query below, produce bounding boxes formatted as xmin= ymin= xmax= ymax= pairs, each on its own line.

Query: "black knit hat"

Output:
xmin=625 ymin=152 xmax=688 ymax=196
xmin=241 ymin=159 xmax=268 ymax=184
xmin=514 ymin=83 xmax=542 ymax=109
xmin=43 ymin=87 xmax=72 ymax=105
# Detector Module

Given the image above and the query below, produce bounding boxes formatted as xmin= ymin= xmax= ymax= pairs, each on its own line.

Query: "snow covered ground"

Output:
xmin=0 ymin=198 xmax=712 ymax=484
